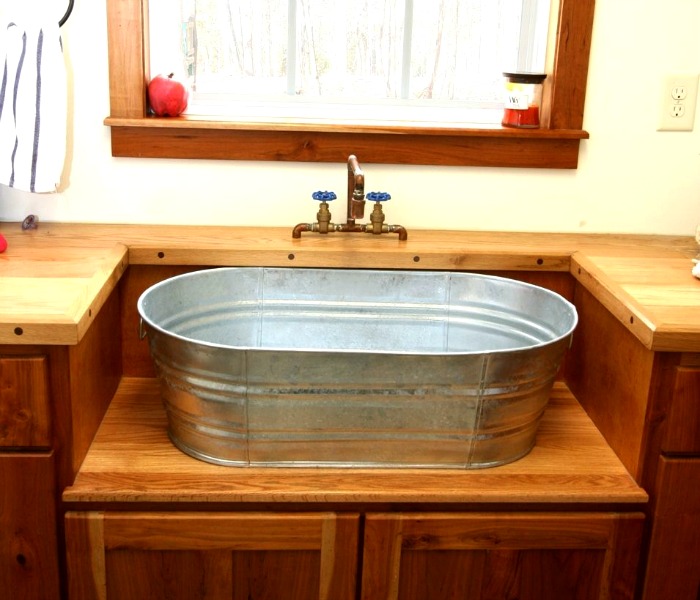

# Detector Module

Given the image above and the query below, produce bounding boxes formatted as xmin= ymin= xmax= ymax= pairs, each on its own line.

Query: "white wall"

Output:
xmin=1 ymin=0 xmax=699 ymax=234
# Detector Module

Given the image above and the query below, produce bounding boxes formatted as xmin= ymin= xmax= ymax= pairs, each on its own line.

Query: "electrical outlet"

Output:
xmin=671 ymin=86 xmax=687 ymax=100
xmin=658 ymin=74 xmax=699 ymax=131
xmin=671 ymin=104 xmax=685 ymax=117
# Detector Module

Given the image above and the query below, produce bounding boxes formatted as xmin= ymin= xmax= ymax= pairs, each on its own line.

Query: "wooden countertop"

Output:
xmin=0 ymin=223 xmax=698 ymax=351
xmin=62 ymin=378 xmax=647 ymax=506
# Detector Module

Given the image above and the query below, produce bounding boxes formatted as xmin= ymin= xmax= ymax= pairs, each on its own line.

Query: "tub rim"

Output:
xmin=137 ymin=267 xmax=578 ymax=357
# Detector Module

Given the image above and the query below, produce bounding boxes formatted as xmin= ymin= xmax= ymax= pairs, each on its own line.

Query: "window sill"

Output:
xmin=105 ymin=116 xmax=589 ymax=169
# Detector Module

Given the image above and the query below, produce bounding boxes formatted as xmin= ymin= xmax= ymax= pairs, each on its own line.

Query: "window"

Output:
xmin=148 ymin=0 xmax=551 ymax=125
xmin=105 ymin=0 xmax=594 ymax=168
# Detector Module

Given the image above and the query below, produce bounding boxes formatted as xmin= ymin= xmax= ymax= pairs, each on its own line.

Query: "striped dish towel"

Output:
xmin=0 ymin=18 xmax=66 ymax=193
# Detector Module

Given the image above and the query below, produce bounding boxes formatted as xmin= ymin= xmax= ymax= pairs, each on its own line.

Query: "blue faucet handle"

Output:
xmin=366 ymin=191 xmax=391 ymax=202
xmin=312 ymin=191 xmax=337 ymax=201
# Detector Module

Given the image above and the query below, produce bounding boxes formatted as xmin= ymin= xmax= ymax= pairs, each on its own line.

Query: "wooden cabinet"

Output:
xmin=642 ymin=366 xmax=700 ymax=600
xmin=566 ymin=285 xmax=700 ymax=600
xmin=63 ymin=377 xmax=647 ymax=600
xmin=362 ymin=512 xmax=643 ymax=600
xmin=66 ymin=511 xmax=360 ymax=600
xmin=0 ymin=291 xmax=122 ymax=599
xmin=0 ymin=355 xmax=60 ymax=598
xmin=64 ymin=509 xmax=644 ymax=600
xmin=3 ymin=227 xmax=699 ymax=600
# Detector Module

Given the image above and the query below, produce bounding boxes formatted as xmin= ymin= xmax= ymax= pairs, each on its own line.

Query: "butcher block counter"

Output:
xmin=0 ymin=222 xmax=698 ymax=350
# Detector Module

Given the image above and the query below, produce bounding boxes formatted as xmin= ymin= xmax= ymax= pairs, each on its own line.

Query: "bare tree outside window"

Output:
xmin=149 ymin=0 xmax=550 ymax=123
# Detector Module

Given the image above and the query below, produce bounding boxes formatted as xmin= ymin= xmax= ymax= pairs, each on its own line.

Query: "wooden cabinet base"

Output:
xmin=65 ymin=510 xmax=644 ymax=600
xmin=63 ymin=377 xmax=648 ymax=599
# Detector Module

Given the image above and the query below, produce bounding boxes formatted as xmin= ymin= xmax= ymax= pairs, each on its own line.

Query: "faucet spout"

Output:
xmin=347 ymin=154 xmax=365 ymax=224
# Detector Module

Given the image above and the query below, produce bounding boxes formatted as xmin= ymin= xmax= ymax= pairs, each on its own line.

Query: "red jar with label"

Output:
xmin=502 ymin=72 xmax=546 ymax=129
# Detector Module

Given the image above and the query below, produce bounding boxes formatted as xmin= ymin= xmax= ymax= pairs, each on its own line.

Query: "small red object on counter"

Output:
xmin=0 ymin=233 xmax=7 ymax=253
xmin=502 ymin=72 xmax=546 ymax=129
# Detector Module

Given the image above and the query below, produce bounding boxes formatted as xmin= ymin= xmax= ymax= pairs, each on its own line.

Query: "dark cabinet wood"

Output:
xmin=64 ymin=510 xmax=645 ymax=600
xmin=661 ymin=367 xmax=700 ymax=454
xmin=0 ymin=356 xmax=59 ymax=597
xmin=361 ymin=512 xmax=644 ymax=600
xmin=65 ymin=511 xmax=360 ymax=600
xmin=0 ymin=356 xmax=50 ymax=448
xmin=643 ymin=364 xmax=700 ymax=599
xmin=0 ymin=453 xmax=60 ymax=598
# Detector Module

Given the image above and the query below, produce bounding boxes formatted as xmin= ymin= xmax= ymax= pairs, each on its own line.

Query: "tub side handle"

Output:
xmin=139 ymin=318 xmax=147 ymax=340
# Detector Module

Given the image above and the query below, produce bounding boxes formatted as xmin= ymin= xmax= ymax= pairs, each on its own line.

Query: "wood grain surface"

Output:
xmin=62 ymin=378 xmax=647 ymax=506
xmin=0 ymin=223 xmax=697 ymax=350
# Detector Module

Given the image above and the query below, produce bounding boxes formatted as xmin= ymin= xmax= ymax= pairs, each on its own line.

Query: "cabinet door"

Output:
xmin=0 ymin=356 xmax=50 ymax=447
xmin=662 ymin=366 xmax=700 ymax=454
xmin=0 ymin=453 xmax=60 ymax=599
xmin=65 ymin=511 xmax=359 ymax=600
xmin=643 ymin=457 xmax=700 ymax=600
xmin=362 ymin=512 xmax=644 ymax=600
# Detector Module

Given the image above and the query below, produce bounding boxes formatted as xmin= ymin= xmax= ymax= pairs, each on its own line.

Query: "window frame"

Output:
xmin=105 ymin=0 xmax=594 ymax=169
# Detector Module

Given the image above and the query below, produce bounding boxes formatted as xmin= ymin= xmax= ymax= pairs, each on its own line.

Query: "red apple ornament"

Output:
xmin=147 ymin=73 xmax=189 ymax=117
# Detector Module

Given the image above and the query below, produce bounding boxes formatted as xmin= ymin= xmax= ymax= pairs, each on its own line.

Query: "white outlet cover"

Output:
xmin=657 ymin=74 xmax=699 ymax=131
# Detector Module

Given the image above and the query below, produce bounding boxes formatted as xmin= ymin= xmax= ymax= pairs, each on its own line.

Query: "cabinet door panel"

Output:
xmin=106 ymin=549 xmax=323 ymax=600
xmin=480 ymin=549 xmax=603 ymax=600
xmin=399 ymin=549 xmax=485 ymax=599
xmin=232 ymin=550 xmax=320 ymax=600
xmin=401 ymin=548 xmax=605 ymax=600
xmin=362 ymin=512 xmax=643 ymax=600
xmin=643 ymin=457 xmax=700 ymax=600
xmin=0 ymin=453 xmax=59 ymax=599
xmin=106 ymin=549 xmax=232 ymax=599
xmin=0 ymin=356 xmax=50 ymax=447
xmin=662 ymin=367 xmax=700 ymax=454
xmin=66 ymin=511 xmax=359 ymax=600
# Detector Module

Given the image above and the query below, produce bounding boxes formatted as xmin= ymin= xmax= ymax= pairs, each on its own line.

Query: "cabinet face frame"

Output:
xmin=361 ymin=512 xmax=645 ymax=600
xmin=65 ymin=511 xmax=359 ymax=600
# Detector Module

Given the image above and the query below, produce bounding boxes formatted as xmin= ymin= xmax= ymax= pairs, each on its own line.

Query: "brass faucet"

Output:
xmin=292 ymin=155 xmax=408 ymax=240
xmin=346 ymin=154 xmax=365 ymax=226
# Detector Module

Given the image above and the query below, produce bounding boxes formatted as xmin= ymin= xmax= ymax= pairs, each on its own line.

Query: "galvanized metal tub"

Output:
xmin=137 ymin=267 xmax=577 ymax=469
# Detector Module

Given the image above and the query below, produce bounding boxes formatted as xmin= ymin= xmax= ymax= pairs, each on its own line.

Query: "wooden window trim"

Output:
xmin=106 ymin=0 xmax=594 ymax=169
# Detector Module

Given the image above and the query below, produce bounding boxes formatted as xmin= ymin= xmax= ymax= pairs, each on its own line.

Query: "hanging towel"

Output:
xmin=0 ymin=16 xmax=67 ymax=193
